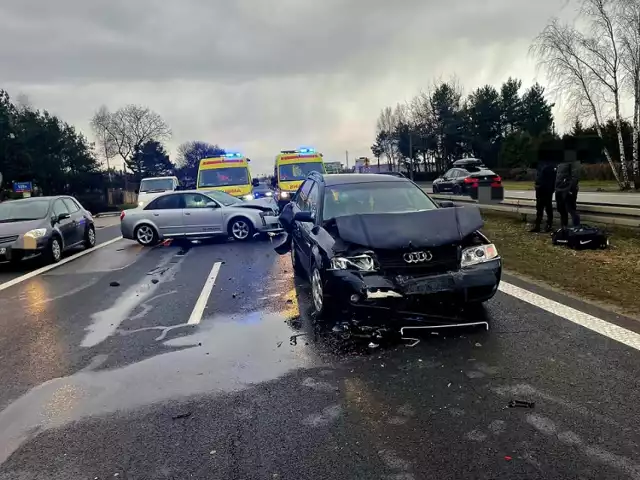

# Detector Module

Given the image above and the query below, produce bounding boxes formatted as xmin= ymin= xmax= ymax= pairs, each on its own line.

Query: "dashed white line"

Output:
xmin=187 ymin=261 xmax=222 ymax=325
xmin=0 ymin=236 xmax=123 ymax=292
xmin=499 ymin=281 xmax=640 ymax=352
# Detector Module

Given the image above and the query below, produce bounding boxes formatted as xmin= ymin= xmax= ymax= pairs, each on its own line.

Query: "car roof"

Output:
xmin=319 ymin=173 xmax=408 ymax=187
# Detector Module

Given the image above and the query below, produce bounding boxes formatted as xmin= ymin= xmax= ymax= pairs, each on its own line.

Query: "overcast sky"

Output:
xmin=1 ymin=0 xmax=574 ymax=175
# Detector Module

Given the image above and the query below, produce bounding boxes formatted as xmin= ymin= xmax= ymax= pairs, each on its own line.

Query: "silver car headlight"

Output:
xmin=24 ymin=228 xmax=47 ymax=239
xmin=265 ymin=191 xmax=273 ymax=197
xmin=329 ymin=254 xmax=377 ymax=272
xmin=138 ymin=200 xmax=145 ymax=207
xmin=461 ymin=244 xmax=499 ymax=267
xmin=243 ymin=194 xmax=254 ymax=201
xmin=279 ymin=191 xmax=289 ymax=199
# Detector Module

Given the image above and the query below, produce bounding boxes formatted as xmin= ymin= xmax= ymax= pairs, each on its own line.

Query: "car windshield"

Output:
xmin=323 ymin=181 xmax=438 ymax=220
xmin=0 ymin=199 xmax=50 ymax=223
xmin=140 ymin=178 xmax=174 ymax=192
xmin=199 ymin=167 xmax=249 ymax=188
xmin=279 ymin=162 xmax=324 ymax=181
xmin=203 ymin=190 xmax=242 ymax=206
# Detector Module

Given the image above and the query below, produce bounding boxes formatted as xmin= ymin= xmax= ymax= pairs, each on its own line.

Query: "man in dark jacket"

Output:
xmin=530 ymin=160 xmax=557 ymax=232
xmin=555 ymin=152 xmax=581 ymax=228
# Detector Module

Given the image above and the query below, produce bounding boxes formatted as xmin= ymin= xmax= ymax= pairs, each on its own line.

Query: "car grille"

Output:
xmin=375 ymin=244 xmax=459 ymax=276
xmin=0 ymin=235 xmax=19 ymax=244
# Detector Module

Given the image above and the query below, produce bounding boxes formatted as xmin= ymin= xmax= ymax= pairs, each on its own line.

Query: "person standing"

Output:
xmin=530 ymin=159 xmax=557 ymax=232
xmin=555 ymin=149 xmax=581 ymax=228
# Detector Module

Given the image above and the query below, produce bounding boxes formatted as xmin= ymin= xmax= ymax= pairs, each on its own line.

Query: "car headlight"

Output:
xmin=461 ymin=244 xmax=499 ymax=267
xmin=243 ymin=194 xmax=254 ymax=201
xmin=24 ymin=228 xmax=47 ymax=239
xmin=138 ymin=201 xmax=145 ymax=207
xmin=280 ymin=191 xmax=289 ymax=199
xmin=266 ymin=191 xmax=273 ymax=196
xmin=329 ymin=254 xmax=377 ymax=272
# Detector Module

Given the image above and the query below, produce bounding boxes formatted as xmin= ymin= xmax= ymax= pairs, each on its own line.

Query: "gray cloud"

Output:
xmin=0 ymin=0 xmax=568 ymax=174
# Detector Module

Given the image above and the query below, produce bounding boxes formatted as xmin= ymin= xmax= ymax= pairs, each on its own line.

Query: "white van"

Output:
xmin=137 ymin=176 xmax=180 ymax=208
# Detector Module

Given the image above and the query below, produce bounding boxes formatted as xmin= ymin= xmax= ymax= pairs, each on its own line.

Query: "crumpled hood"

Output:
xmin=0 ymin=219 xmax=46 ymax=238
xmin=331 ymin=207 xmax=484 ymax=249
xmin=236 ymin=197 xmax=278 ymax=213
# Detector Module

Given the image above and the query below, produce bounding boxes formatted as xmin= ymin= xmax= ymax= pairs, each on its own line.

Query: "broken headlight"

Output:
xmin=461 ymin=244 xmax=498 ymax=267
xmin=329 ymin=254 xmax=377 ymax=272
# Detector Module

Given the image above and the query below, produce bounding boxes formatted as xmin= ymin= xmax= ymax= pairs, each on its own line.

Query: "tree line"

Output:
xmin=372 ymin=0 xmax=640 ymax=189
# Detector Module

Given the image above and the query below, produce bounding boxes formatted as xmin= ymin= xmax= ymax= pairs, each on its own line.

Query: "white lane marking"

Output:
xmin=187 ymin=261 xmax=222 ymax=325
xmin=0 ymin=236 xmax=123 ymax=292
xmin=499 ymin=281 xmax=640 ymax=351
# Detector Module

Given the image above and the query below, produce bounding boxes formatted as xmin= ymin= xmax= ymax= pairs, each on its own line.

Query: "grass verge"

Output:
xmin=481 ymin=211 xmax=640 ymax=317
xmin=501 ymin=180 xmax=620 ymax=192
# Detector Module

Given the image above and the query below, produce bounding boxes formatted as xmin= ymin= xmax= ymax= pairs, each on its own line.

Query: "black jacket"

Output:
xmin=555 ymin=161 xmax=580 ymax=193
xmin=535 ymin=162 xmax=557 ymax=193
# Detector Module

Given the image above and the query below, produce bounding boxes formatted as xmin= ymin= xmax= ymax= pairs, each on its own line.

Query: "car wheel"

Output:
xmin=452 ymin=185 xmax=462 ymax=195
xmin=229 ymin=217 xmax=254 ymax=242
xmin=310 ymin=265 xmax=330 ymax=319
xmin=134 ymin=224 xmax=159 ymax=246
xmin=46 ymin=236 xmax=63 ymax=264
xmin=84 ymin=225 xmax=96 ymax=249
xmin=432 ymin=185 xmax=439 ymax=194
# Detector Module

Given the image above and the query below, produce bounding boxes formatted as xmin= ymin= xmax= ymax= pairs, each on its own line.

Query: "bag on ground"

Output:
xmin=551 ymin=225 xmax=609 ymax=250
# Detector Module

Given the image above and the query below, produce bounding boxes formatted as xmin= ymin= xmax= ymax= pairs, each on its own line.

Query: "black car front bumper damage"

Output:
xmin=324 ymin=259 xmax=502 ymax=318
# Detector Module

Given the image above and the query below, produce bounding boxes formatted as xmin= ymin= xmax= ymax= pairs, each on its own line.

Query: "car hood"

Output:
xmin=330 ymin=207 xmax=484 ymax=250
xmin=236 ymin=197 xmax=278 ymax=212
xmin=0 ymin=219 xmax=46 ymax=237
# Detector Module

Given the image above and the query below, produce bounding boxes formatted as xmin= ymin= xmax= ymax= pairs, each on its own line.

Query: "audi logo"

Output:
xmin=403 ymin=251 xmax=433 ymax=263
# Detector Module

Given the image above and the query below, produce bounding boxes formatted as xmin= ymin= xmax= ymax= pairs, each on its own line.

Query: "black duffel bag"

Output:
xmin=551 ymin=225 xmax=609 ymax=250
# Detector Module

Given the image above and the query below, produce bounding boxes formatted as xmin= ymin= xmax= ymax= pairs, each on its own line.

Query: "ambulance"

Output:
xmin=273 ymin=148 xmax=325 ymax=208
xmin=196 ymin=153 xmax=257 ymax=200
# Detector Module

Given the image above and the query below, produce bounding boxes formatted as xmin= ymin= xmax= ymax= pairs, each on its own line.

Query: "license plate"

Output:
xmin=404 ymin=277 xmax=454 ymax=295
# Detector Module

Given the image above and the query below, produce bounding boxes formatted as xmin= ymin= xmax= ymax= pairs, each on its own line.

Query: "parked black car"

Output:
xmin=0 ymin=196 xmax=96 ymax=264
xmin=275 ymin=173 xmax=502 ymax=320
xmin=432 ymin=158 xmax=502 ymax=195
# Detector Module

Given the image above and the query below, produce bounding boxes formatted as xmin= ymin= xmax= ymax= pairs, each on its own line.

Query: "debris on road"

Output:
xmin=172 ymin=412 xmax=193 ymax=420
xmin=507 ymin=400 xmax=535 ymax=409
xmin=109 ymin=281 xmax=120 ymax=287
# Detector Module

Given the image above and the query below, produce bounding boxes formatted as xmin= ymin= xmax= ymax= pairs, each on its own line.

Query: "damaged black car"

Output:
xmin=275 ymin=172 xmax=502 ymax=319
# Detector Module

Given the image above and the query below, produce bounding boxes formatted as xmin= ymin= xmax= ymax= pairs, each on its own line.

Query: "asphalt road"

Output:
xmin=0 ymin=231 xmax=639 ymax=479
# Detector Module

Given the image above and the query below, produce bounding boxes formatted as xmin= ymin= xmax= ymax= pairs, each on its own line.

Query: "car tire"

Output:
xmin=310 ymin=264 xmax=331 ymax=320
xmin=84 ymin=225 xmax=96 ymax=249
xmin=452 ymin=185 xmax=462 ymax=195
xmin=432 ymin=185 xmax=439 ymax=194
xmin=46 ymin=236 xmax=63 ymax=264
xmin=134 ymin=224 xmax=159 ymax=247
xmin=229 ymin=217 xmax=254 ymax=242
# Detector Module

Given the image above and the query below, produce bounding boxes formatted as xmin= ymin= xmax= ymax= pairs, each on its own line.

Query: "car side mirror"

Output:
xmin=252 ymin=179 xmax=260 ymax=187
xmin=438 ymin=201 xmax=455 ymax=208
xmin=293 ymin=211 xmax=314 ymax=223
xmin=56 ymin=212 xmax=71 ymax=222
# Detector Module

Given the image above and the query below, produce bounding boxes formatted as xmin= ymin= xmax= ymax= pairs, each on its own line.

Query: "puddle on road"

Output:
xmin=80 ymin=250 xmax=186 ymax=348
xmin=0 ymin=310 xmax=320 ymax=465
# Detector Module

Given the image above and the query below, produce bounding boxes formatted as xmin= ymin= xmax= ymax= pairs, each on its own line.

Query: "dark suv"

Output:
xmin=432 ymin=158 xmax=502 ymax=195
xmin=275 ymin=172 xmax=502 ymax=319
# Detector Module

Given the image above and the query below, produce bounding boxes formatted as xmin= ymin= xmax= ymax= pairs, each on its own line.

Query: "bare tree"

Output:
xmin=531 ymin=16 xmax=627 ymax=187
xmin=90 ymin=104 xmax=171 ymax=178
xmin=617 ymin=0 xmax=640 ymax=188
xmin=90 ymin=105 xmax=118 ymax=173
xmin=375 ymin=106 xmax=400 ymax=169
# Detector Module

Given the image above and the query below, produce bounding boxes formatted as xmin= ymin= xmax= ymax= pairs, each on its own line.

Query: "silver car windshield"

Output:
xmin=204 ymin=190 xmax=242 ymax=206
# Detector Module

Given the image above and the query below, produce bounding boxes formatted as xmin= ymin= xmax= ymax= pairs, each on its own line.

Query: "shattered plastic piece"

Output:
xmin=151 ymin=279 xmax=159 ymax=284
xmin=447 ymin=383 xmax=452 ymax=388
xmin=368 ymin=342 xmax=379 ymax=349
xmin=109 ymin=281 xmax=120 ymax=287
xmin=508 ymin=400 xmax=535 ymax=409
xmin=504 ymin=456 xmax=512 ymax=461
xmin=475 ymin=342 xmax=482 ymax=347
xmin=172 ymin=412 xmax=193 ymax=420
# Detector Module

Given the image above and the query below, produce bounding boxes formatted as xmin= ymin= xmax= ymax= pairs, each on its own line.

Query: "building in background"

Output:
xmin=324 ymin=162 xmax=343 ymax=173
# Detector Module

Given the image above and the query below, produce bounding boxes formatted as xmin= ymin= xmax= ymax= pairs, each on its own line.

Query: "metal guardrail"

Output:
xmin=427 ymin=192 xmax=640 ymax=228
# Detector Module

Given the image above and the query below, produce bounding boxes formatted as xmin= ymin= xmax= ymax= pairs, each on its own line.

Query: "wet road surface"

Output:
xmin=0 ymin=234 xmax=639 ymax=479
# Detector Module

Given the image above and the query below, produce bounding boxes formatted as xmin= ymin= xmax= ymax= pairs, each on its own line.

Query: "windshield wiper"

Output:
xmin=0 ymin=218 xmax=38 ymax=223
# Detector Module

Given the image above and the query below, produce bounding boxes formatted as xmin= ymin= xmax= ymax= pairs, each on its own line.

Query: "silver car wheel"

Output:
xmin=136 ymin=225 xmax=155 ymax=245
xmin=232 ymin=220 xmax=250 ymax=240
xmin=311 ymin=268 xmax=323 ymax=313
xmin=51 ymin=238 xmax=62 ymax=262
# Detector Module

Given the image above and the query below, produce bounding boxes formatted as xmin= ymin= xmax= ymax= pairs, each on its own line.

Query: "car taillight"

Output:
xmin=120 ymin=211 xmax=126 ymax=221
xmin=464 ymin=177 xmax=478 ymax=184
xmin=493 ymin=176 xmax=502 ymax=183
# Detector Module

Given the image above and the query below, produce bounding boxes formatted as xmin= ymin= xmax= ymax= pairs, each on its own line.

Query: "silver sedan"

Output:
xmin=120 ymin=190 xmax=283 ymax=246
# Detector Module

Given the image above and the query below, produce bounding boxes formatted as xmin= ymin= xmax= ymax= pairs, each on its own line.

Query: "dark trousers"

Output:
xmin=535 ymin=189 xmax=554 ymax=227
xmin=556 ymin=190 xmax=580 ymax=227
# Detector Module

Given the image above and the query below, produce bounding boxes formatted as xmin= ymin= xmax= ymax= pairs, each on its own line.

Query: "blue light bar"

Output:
xmin=298 ymin=147 xmax=315 ymax=153
xmin=224 ymin=152 xmax=242 ymax=158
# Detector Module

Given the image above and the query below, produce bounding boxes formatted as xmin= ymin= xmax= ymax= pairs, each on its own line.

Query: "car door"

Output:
xmin=291 ymin=180 xmax=313 ymax=268
xmin=145 ymin=194 xmax=185 ymax=236
xmin=51 ymin=199 xmax=77 ymax=247
xmin=62 ymin=197 xmax=86 ymax=243
xmin=297 ymin=182 xmax=320 ymax=273
xmin=181 ymin=193 xmax=224 ymax=235
xmin=439 ymin=169 xmax=456 ymax=191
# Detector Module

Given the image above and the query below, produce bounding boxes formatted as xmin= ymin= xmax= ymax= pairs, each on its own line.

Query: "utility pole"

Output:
xmin=409 ymin=133 xmax=414 ymax=180
xmin=345 ymin=150 xmax=349 ymax=170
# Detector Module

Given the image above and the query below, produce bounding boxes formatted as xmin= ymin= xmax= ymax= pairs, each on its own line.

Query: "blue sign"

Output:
xmin=13 ymin=182 xmax=32 ymax=193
